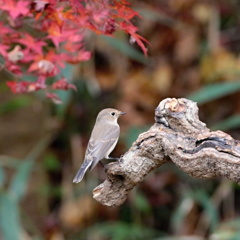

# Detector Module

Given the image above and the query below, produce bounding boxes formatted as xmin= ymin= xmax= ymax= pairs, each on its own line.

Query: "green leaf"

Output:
xmin=0 ymin=193 xmax=21 ymax=240
xmin=26 ymin=135 xmax=52 ymax=161
xmin=87 ymin=222 xmax=160 ymax=240
xmin=171 ymin=197 xmax=193 ymax=233
xmin=191 ymin=190 xmax=219 ymax=232
xmin=137 ymin=8 xmax=176 ymax=27
xmin=188 ymin=81 xmax=240 ymax=104
xmin=135 ymin=192 xmax=151 ymax=214
xmin=0 ymin=167 xmax=5 ymax=188
xmin=55 ymin=63 xmax=75 ymax=118
xmin=211 ymin=219 xmax=240 ymax=240
xmin=172 ymin=190 xmax=219 ymax=233
xmin=226 ymin=232 xmax=240 ymax=240
xmin=211 ymin=114 xmax=240 ymax=131
xmin=43 ymin=152 xmax=60 ymax=171
xmin=126 ymin=126 xmax=150 ymax=148
xmin=0 ymin=96 xmax=32 ymax=115
xmin=8 ymin=135 xmax=52 ymax=201
xmin=100 ymin=35 xmax=149 ymax=65
xmin=9 ymin=160 xmax=33 ymax=201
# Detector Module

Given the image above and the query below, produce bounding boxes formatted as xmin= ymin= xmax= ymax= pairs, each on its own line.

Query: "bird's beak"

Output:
xmin=120 ymin=111 xmax=126 ymax=115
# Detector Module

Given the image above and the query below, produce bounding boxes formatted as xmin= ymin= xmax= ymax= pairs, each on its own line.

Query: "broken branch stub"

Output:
xmin=93 ymin=98 xmax=240 ymax=207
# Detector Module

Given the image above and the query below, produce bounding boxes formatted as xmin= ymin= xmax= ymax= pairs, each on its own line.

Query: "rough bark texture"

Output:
xmin=93 ymin=98 xmax=240 ymax=207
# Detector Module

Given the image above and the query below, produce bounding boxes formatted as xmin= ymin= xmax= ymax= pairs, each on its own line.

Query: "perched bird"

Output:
xmin=73 ymin=108 xmax=125 ymax=183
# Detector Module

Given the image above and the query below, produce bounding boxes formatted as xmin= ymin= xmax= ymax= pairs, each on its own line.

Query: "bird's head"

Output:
xmin=97 ymin=108 xmax=126 ymax=123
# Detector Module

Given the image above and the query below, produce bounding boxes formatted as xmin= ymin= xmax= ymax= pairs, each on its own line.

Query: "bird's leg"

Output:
xmin=99 ymin=160 xmax=110 ymax=173
xmin=101 ymin=156 xmax=124 ymax=174
xmin=107 ymin=155 xmax=124 ymax=163
xmin=99 ymin=161 xmax=105 ymax=168
xmin=107 ymin=157 xmax=120 ymax=161
xmin=118 ymin=155 xmax=124 ymax=163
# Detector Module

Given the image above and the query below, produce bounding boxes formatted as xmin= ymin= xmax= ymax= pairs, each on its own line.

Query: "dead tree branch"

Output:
xmin=93 ymin=98 xmax=240 ymax=207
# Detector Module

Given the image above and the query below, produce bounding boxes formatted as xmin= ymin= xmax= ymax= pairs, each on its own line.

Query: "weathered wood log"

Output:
xmin=92 ymin=98 xmax=240 ymax=207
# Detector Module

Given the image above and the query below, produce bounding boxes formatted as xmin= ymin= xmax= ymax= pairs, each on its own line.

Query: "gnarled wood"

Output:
xmin=93 ymin=98 xmax=240 ymax=207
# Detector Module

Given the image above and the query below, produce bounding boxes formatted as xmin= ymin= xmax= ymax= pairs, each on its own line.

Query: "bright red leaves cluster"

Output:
xmin=0 ymin=0 xmax=148 ymax=103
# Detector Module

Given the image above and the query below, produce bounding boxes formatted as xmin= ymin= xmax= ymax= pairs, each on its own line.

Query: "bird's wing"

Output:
xmin=86 ymin=123 xmax=120 ymax=171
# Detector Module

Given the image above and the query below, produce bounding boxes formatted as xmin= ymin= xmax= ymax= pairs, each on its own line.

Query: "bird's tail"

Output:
xmin=73 ymin=159 xmax=92 ymax=183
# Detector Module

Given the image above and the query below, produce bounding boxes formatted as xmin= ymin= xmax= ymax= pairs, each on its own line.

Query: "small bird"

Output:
xmin=73 ymin=108 xmax=126 ymax=183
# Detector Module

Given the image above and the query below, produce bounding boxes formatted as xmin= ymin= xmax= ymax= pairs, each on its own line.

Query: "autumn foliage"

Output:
xmin=0 ymin=0 xmax=147 ymax=103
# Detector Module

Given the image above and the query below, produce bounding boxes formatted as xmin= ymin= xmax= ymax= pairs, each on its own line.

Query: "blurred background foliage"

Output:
xmin=1 ymin=0 xmax=240 ymax=239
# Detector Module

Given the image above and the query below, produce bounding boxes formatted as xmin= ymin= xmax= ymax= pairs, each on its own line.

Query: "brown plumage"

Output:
xmin=73 ymin=108 xmax=125 ymax=183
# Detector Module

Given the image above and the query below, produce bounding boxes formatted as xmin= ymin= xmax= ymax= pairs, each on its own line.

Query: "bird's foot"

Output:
xmin=108 ymin=156 xmax=124 ymax=163
xmin=118 ymin=155 xmax=124 ymax=163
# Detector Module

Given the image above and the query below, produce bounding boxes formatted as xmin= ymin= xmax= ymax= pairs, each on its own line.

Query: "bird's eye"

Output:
xmin=111 ymin=112 xmax=115 ymax=116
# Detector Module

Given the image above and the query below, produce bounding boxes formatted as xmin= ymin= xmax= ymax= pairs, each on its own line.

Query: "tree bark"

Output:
xmin=92 ymin=98 xmax=240 ymax=207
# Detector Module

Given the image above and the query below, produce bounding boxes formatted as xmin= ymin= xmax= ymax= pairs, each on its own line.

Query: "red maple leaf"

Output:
xmin=1 ymin=0 xmax=148 ymax=102
xmin=47 ymin=22 xmax=65 ymax=48
xmin=20 ymin=48 xmax=36 ymax=63
xmin=1 ymin=0 xmax=29 ymax=20
xmin=28 ymin=50 xmax=65 ymax=76
xmin=68 ymin=0 xmax=83 ymax=12
xmin=5 ymin=61 xmax=22 ymax=75
xmin=17 ymin=33 xmax=46 ymax=54
xmin=33 ymin=0 xmax=49 ymax=12
xmin=46 ymin=92 xmax=62 ymax=104
xmin=112 ymin=0 xmax=139 ymax=20
xmin=52 ymin=78 xmax=77 ymax=91
xmin=0 ymin=44 xmax=9 ymax=57
xmin=7 ymin=81 xmax=28 ymax=93
xmin=103 ymin=18 xmax=116 ymax=34
xmin=0 ymin=22 xmax=12 ymax=35
xmin=28 ymin=76 xmax=47 ymax=91
xmin=64 ymin=50 xmax=91 ymax=63
xmin=129 ymin=33 xmax=149 ymax=56
xmin=29 ymin=58 xmax=57 ymax=76
xmin=120 ymin=21 xmax=149 ymax=56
